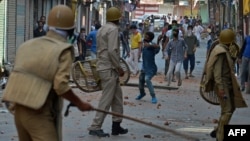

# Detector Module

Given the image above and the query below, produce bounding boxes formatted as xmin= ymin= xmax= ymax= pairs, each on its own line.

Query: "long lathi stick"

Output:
xmin=93 ymin=108 xmax=200 ymax=141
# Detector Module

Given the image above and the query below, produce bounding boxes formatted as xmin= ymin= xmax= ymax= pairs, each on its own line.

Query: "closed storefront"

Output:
xmin=0 ymin=0 xmax=7 ymax=63
xmin=5 ymin=0 xmax=61 ymax=63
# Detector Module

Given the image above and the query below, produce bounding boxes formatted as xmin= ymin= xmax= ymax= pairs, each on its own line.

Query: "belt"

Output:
xmin=131 ymin=48 xmax=139 ymax=50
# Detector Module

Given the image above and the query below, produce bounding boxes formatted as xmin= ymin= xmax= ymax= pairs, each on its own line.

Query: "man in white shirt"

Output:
xmin=165 ymin=20 xmax=183 ymax=40
xmin=193 ymin=22 xmax=204 ymax=47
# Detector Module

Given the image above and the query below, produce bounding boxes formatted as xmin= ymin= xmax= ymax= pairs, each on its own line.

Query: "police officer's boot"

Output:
xmin=210 ymin=129 xmax=216 ymax=138
xmin=89 ymin=129 xmax=110 ymax=137
xmin=111 ymin=121 xmax=128 ymax=135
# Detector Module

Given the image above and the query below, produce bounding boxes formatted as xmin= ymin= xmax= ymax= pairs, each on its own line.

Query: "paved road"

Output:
xmin=1 ymin=35 xmax=250 ymax=141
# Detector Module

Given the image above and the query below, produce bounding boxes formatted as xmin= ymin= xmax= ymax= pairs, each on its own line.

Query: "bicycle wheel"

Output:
xmin=199 ymin=74 xmax=220 ymax=105
xmin=119 ymin=58 xmax=130 ymax=85
xmin=71 ymin=61 xmax=100 ymax=92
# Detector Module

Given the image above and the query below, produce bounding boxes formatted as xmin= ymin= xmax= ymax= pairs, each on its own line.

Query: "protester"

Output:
xmin=238 ymin=34 xmax=250 ymax=92
xmin=165 ymin=28 xmax=187 ymax=86
xmin=120 ymin=31 xmax=128 ymax=59
xmin=193 ymin=21 xmax=204 ymax=47
xmin=183 ymin=25 xmax=198 ymax=79
xmin=164 ymin=20 xmax=183 ymax=81
xmin=135 ymin=31 xmax=160 ymax=104
xmin=86 ymin=23 xmax=102 ymax=59
xmin=33 ymin=20 xmax=46 ymax=38
xmin=78 ymin=27 xmax=87 ymax=61
xmin=122 ymin=23 xmax=130 ymax=59
xmin=127 ymin=24 xmax=142 ymax=76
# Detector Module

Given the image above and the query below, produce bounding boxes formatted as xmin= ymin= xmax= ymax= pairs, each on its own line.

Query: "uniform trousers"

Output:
xmin=15 ymin=98 xmax=59 ymax=141
xmin=216 ymin=86 xmax=235 ymax=141
xmin=88 ymin=69 xmax=123 ymax=130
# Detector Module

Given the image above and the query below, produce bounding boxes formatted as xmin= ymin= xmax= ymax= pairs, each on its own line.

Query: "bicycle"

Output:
xmin=0 ymin=62 xmax=13 ymax=89
xmin=0 ymin=62 xmax=15 ymax=114
xmin=71 ymin=58 xmax=130 ymax=92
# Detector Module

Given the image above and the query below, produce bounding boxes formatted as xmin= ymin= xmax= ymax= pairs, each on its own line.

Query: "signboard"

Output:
xmin=179 ymin=0 xmax=190 ymax=6
xmin=164 ymin=0 xmax=174 ymax=2
xmin=140 ymin=0 xmax=163 ymax=5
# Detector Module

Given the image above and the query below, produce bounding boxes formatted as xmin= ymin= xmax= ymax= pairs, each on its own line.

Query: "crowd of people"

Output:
xmin=33 ymin=15 xmax=103 ymax=62
xmin=1 ymin=4 xmax=249 ymax=141
xmin=120 ymin=14 xmax=249 ymax=93
xmin=119 ymin=14 xmax=250 ymax=141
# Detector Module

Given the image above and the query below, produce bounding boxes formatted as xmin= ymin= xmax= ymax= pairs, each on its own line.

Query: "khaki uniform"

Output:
xmin=88 ymin=22 xmax=123 ymax=130
xmin=3 ymin=31 xmax=74 ymax=141
xmin=204 ymin=44 xmax=247 ymax=141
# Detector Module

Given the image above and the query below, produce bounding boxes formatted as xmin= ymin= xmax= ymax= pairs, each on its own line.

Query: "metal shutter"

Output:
xmin=6 ymin=0 xmax=17 ymax=63
xmin=0 ymin=0 xmax=7 ymax=63
xmin=25 ymin=0 xmax=34 ymax=40
xmin=16 ymin=0 xmax=25 ymax=50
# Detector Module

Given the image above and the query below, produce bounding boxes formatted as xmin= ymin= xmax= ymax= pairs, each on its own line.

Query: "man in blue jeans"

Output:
xmin=183 ymin=25 xmax=198 ymax=79
xmin=238 ymin=35 xmax=250 ymax=92
xmin=135 ymin=32 xmax=160 ymax=104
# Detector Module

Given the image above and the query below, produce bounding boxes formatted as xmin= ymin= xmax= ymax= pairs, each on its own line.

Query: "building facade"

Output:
xmin=132 ymin=0 xmax=209 ymax=24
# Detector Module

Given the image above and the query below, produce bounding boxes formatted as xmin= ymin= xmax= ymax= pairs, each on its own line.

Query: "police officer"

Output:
xmin=2 ymin=5 xmax=93 ymax=141
xmin=203 ymin=29 xmax=247 ymax=141
xmin=87 ymin=7 xmax=128 ymax=137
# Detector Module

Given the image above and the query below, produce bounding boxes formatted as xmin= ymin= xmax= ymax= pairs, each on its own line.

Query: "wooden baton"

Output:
xmin=93 ymin=107 xmax=200 ymax=141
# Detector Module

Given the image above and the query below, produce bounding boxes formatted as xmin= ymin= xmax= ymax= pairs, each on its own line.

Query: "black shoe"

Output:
xmin=210 ymin=129 xmax=216 ymax=138
xmin=89 ymin=129 xmax=110 ymax=137
xmin=112 ymin=122 xmax=128 ymax=135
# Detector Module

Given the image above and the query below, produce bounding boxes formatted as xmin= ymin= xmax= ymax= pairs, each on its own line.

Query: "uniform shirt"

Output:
xmin=38 ymin=31 xmax=73 ymax=95
xmin=130 ymin=32 xmax=142 ymax=49
xmin=96 ymin=22 xmax=120 ymax=71
xmin=213 ymin=53 xmax=232 ymax=90
xmin=2 ymin=31 xmax=73 ymax=108
xmin=54 ymin=49 xmax=73 ymax=95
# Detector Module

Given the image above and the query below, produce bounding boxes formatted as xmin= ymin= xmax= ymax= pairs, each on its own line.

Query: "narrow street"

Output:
xmin=1 ymin=36 xmax=250 ymax=141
